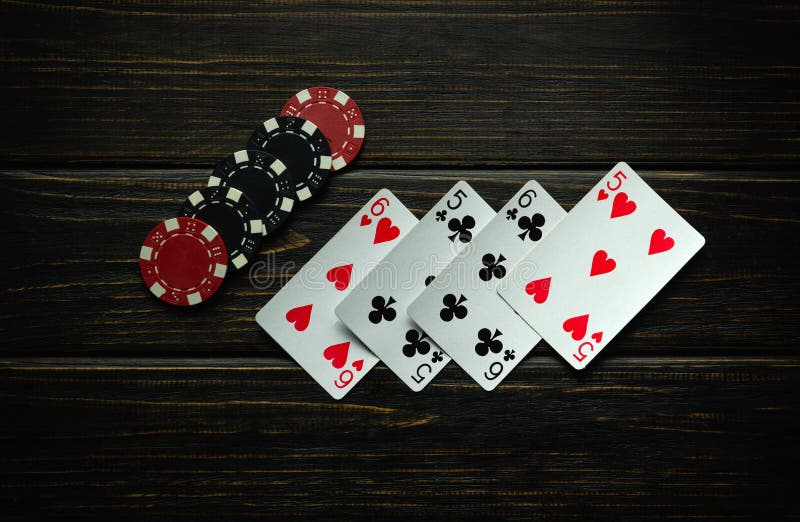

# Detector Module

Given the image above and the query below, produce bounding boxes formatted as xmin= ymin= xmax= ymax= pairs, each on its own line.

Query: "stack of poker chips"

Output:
xmin=139 ymin=86 xmax=366 ymax=306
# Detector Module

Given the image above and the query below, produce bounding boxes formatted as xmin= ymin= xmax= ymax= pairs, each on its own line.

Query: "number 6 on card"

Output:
xmin=256 ymin=189 xmax=418 ymax=399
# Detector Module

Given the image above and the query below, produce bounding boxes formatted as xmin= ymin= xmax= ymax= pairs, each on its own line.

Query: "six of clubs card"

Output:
xmin=407 ymin=181 xmax=566 ymax=390
xmin=336 ymin=181 xmax=495 ymax=391
xmin=497 ymin=163 xmax=705 ymax=369
xmin=256 ymin=189 xmax=418 ymax=399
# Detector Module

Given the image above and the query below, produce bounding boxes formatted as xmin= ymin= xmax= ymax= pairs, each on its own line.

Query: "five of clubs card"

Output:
xmin=256 ymin=163 xmax=705 ymax=398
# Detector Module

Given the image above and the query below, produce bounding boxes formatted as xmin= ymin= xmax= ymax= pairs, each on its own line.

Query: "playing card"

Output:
xmin=335 ymin=181 xmax=495 ymax=391
xmin=255 ymin=189 xmax=418 ymax=399
xmin=407 ymin=181 xmax=566 ymax=390
xmin=497 ymin=162 xmax=705 ymax=369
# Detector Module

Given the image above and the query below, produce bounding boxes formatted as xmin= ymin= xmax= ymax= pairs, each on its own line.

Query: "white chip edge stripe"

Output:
xmin=332 ymin=156 xmax=347 ymax=170
xmin=280 ymin=197 xmax=294 ymax=212
xmin=188 ymin=190 xmax=204 ymax=207
xmin=250 ymin=219 xmax=263 ymax=234
xmin=333 ymin=90 xmax=349 ymax=105
xmin=300 ymin=119 xmax=318 ymax=136
xmin=295 ymin=89 xmax=311 ymax=103
xmin=297 ymin=187 xmax=312 ymax=201
xmin=139 ymin=245 xmax=153 ymax=261
xmin=232 ymin=254 xmax=248 ymax=270
xmin=353 ymin=124 xmax=365 ymax=139
xmin=227 ymin=187 xmax=243 ymax=203
xmin=149 ymin=282 xmax=166 ymax=298
xmin=208 ymin=175 xmax=221 ymax=187
xmin=201 ymin=224 xmax=218 ymax=242
xmin=320 ymin=155 xmax=332 ymax=170
xmin=264 ymin=118 xmax=279 ymax=132
xmin=234 ymin=150 xmax=249 ymax=164
xmin=164 ymin=217 xmax=180 ymax=231
xmin=272 ymin=159 xmax=286 ymax=174
xmin=187 ymin=292 xmax=202 ymax=306
xmin=213 ymin=263 xmax=227 ymax=279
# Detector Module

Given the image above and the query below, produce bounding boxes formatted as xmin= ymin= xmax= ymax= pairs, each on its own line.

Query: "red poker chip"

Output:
xmin=139 ymin=217 xmax=228 ymax=306
xmin=281 ymin=86 xmax=365 ymax=172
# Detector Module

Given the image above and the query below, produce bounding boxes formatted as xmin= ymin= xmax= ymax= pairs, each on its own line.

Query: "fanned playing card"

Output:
xmin=408 ymin=181 xmax=566 ymax=390
xmin=497 ymin=162 xmax=705 ymax=369
xmin=335 ymin=181 xmax=495 ymax=391
xmin=255 ymin=189 xmax=418 ymax=399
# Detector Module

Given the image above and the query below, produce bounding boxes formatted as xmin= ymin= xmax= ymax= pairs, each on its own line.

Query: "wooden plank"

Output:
xmin=1 ymin=1 xmax=799 ymax=166
xmin=2 ymin=168 xmax=798 ymax=357
xmin=0 ymin=356 xmax=797 ymax=520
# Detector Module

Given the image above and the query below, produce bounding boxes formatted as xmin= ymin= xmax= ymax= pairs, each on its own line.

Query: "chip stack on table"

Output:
xmin=138 ymin=86 xmax=365 ymax=306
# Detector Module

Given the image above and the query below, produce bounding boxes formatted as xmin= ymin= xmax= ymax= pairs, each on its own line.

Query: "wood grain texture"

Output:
xmin=2 ymin=168 xmax=797 ymax=357
xmin=0 ymin=357 xmax=798 ymax=520
xmin=1 ymin=1 xmax=799 ymax=166
xmin=2 ymin=2 xmax=799 ymax=518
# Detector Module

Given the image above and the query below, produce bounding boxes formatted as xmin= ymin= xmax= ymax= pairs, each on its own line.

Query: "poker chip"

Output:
xmin=209 ymin=149 xmax=295 ymax=236
xmin=179 ymin=186 xmax=264 ymax=271
xmin=247 ymin=116 xmax=331 ymax=202
xmin=139 ymin=217 xmax=228 ymax=306
xmin=281 ymin=86 xmax=365 ymax=172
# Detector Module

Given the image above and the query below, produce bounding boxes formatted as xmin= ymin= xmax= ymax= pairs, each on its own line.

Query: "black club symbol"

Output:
xmin=503 ymin=349 xmax=516 ymax=361
xmin=506 ymin=208 xmax=518 ymax=220
xmin=475 ymin=328 xmax=503 ymax=357
xmin=424 ymin=275 xmax=435 ymax=286
xmin=368 ymin=296 xmax=397 ymax=324
xmin=440 ymin=293 xmax=468 ymax=322
xmin=447 ymin=215 xmax=476 ymax=244
xmin=517 ymin=213 xmax=545 ymax=241
xmin=402 ymin=329 xmax=431 ymax=358
xmin=435 ymin=210 xmax=447 ymax=222
xmin=431 ymin=351 xmax=443 ymax=363
xmin=478 ymin=253 xmax=507 ymax=282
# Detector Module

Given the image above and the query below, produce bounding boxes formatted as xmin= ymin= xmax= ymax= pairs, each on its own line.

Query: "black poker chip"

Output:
xmin=209 ymin=150 xmax=295 ymax=237
xmin=179 ymin=186 xmax=263 ymax=272
xmin=247 ymin=116 xmax=332 ymax=202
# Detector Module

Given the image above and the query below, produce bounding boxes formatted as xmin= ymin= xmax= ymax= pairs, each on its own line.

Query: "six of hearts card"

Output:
xmin=256 ymin=163 xmax=705 ymax=398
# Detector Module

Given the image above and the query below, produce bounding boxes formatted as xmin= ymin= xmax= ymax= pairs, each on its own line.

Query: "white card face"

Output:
xmin=498 ymin=162 xmax=705 ymax=370
xmin=255 ymin=189 xmax=418 ymax=399
xmin=335 ymin=182 xmax=495 ymax=391
xmin=407 ymin=181 xmax=566 ymax=390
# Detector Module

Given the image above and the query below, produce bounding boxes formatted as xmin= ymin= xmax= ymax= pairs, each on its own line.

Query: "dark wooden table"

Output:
xmin=1 ymin=2 xmax=798 ymax=520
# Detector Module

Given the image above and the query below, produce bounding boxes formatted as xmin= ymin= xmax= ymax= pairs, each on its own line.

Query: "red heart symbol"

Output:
xmin=563 ymin=314 xmax=589 ymax=341
xmin=590 ymin=250 xmax=616 ymax=277
xmin=323 ymin=341 xmax=350 ymax=369
xmin=373 ymin=217 xmax=400 ymax=244
xmin=285 ymin=304 xmax=312 ymax=331
xmin=360 ymin=214 xmax=372 ymax=227
xmin=597 ymin=189 xmax=609 ymax=201
xmin=524 ymin=277 xmax=551 ymax=304
xmin=610 ymin=192 xmax=636 ymax=219
xmin=326 ymin=264 xmax=353 ymax=291
xmin=351 ymin=359 xmax=364 ymax=371
xmin=591 ymin=331 xmax=603 ymax=344
xmin=648 ymin=228 xmax=675 ymax=255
